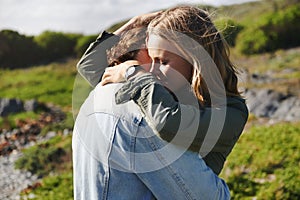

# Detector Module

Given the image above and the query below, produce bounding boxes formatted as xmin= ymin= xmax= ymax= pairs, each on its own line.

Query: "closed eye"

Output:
xmin=152 ymin=57 xmax=169 ymax=66
xmin=161 ymin=60 xmax=168 ymax=65
xmin=156 ymin=58 xmax=168 ymax=65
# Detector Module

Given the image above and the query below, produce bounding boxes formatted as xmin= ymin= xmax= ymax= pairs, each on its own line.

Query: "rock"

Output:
xmin=284 ymin=99 xmax=300 ymax=121
xmin=0 ymin=152 xmax=38 ymax=200
xmin=245 ymin=89 xmax=284 ymax=118
xmin=0 ymin=98 xmax=24 ymax=117
xmin=45 ymin=131 xmax=56 ymax=140
xmin=272 ymin=96 xmax=297 ymax=120
xmin=244 ymin=88 xmax=300 ymax=121
xmin=24 ymin=99 xmax=39 ymax=112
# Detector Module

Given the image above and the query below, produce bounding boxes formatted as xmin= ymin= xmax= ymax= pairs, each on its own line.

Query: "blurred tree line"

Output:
xmin=0 ymin=30 xmax=98 ymax=69
xmin=0 ymin=1 xmax=299 ymax=69
xmin=215 ymin=2 xmax=300 ymax=54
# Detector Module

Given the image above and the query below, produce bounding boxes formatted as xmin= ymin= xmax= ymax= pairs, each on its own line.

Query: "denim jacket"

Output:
xmin=73 ymin=83 xmax=146 ymax=199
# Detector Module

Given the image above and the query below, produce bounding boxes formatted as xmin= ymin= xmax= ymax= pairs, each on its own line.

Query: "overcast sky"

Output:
xmin=0 ymin=0 xmax=258 ymax=35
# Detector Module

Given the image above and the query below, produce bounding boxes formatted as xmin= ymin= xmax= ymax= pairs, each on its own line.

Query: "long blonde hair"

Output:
xmin=148 ymin=5 xmax=240 ymax=106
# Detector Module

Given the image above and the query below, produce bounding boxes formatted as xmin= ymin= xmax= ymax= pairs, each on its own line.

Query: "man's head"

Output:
xmin=107 ymin=12 xmax=163 ymax=67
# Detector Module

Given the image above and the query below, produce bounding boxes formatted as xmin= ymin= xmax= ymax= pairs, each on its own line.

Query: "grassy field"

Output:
xmin=234 ymin=47 xmax=300 ymax=97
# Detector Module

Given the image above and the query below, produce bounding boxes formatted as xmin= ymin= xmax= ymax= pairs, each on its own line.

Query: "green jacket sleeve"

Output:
xmin=77 ymin=31 xmax=120 ymax=87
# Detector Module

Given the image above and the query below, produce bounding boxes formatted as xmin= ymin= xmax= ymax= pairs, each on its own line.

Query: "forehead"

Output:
xmin=147 ymin=35 xmax=183 ymax=58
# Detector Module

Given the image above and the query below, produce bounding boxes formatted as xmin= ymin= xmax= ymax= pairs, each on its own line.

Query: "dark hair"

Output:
xmin=107 ymin=27 xmax=147 ymax=66
xmin=107 ymin=12 xmax=162 ymax=66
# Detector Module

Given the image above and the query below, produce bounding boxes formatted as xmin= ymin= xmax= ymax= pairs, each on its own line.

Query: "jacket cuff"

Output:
xmin=115 ymin=73 xmax=158 ymax=104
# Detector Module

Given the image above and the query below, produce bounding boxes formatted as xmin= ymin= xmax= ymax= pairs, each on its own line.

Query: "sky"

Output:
xmin=0 ymin=0 xmax=258 ymax=36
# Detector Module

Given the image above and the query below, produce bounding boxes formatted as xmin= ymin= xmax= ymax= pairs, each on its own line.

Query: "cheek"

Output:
xmin=160 ymin=66 xmax=188 ymax=91
xmin=173 ymin=61 xmax=193 ymax=82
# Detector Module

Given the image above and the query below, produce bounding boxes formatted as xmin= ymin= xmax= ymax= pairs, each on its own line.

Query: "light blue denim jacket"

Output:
xmin=73 ymin=83 xmax=150 ymax=199
xmin=73 ymin=83 xmax=230 ymax=199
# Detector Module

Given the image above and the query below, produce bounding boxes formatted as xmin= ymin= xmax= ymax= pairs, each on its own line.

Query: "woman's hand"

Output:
xmin=100 ymin=60 xmax=143 ymax=86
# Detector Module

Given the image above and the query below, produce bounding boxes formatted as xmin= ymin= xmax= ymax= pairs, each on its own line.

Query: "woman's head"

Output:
xmin=147 ymin=5 xmax=240 ymax=105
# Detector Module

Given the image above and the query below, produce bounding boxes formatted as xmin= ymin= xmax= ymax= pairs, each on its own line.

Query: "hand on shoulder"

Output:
xmin=100 ymin=60 xmax=145 ymax=86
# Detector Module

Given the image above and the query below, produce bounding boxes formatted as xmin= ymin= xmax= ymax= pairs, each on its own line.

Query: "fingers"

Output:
xmin=100 ymin=65 xmax=126 ymax=86
xmin=101 ymin=68 xmax=110 ymax=80
xmin=100 ymin=67 xmax=112 ymax=85
xmin=100 ymin=77 xmax=110 ymax=86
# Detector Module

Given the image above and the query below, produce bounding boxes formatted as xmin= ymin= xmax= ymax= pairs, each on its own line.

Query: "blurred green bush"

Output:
xmin=34 ymin=31 xmax=81 ymax=62
xmin=0 ymin=30 xmax=42 ymax=68
xmin=236 ymin=4 xmax=300 ymax=54
xmin=0 ymin=30 xmax=99 ymax=69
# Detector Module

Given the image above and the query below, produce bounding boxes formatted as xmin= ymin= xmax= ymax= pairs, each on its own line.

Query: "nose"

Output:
xmin=149 ymin=61 xmax=160 ymax=74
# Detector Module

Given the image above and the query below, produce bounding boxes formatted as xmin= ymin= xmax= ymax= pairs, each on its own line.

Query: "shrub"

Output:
xmin=34 ymin=31 xmax=78 ymax=61
xmin=236 ymin=4 xmax=300 ymax=54
xmin=15 ymin=135 xmax=71 ymax=177
xmin=236 ymin=28 xmax=273 ymax=54
xmin=0 ymin=30 xmax=42 ymax=68
xmin=21 ymin=172 xmax=73 ymax=200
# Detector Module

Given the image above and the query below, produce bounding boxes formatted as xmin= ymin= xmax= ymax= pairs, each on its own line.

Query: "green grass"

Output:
xmin=220 ymin=122 xmax=300 ymax=199
xmin=0 ymin=58 xmax=80 ymax=129
xmin=0 ymin=111 xmax=39 ymax=129
xmin=234 ymin=47 xmax=300 ymax=96
xmin=0 ymin=59 xmax=78 ymax=107
xmin=233 ymin=47 xmax=300 ymax=74
xmin=15 ymin=134 xmax=72 ymax=177
xmin=21 ymin=172 xmax=73 ymax=200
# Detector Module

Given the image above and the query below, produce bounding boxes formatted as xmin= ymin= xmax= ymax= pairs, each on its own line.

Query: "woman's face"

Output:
xmin=146 ymin=34 xmax=193 ymax=91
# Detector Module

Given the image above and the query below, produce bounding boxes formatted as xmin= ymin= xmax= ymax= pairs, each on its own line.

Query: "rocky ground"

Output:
xmin=0 ymin=150 xmax=38 ymax=200
xmin=238 ymin=68 xmax=300 ymax=123
xmin=0 ymin=103 xmax=67 ymax=200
